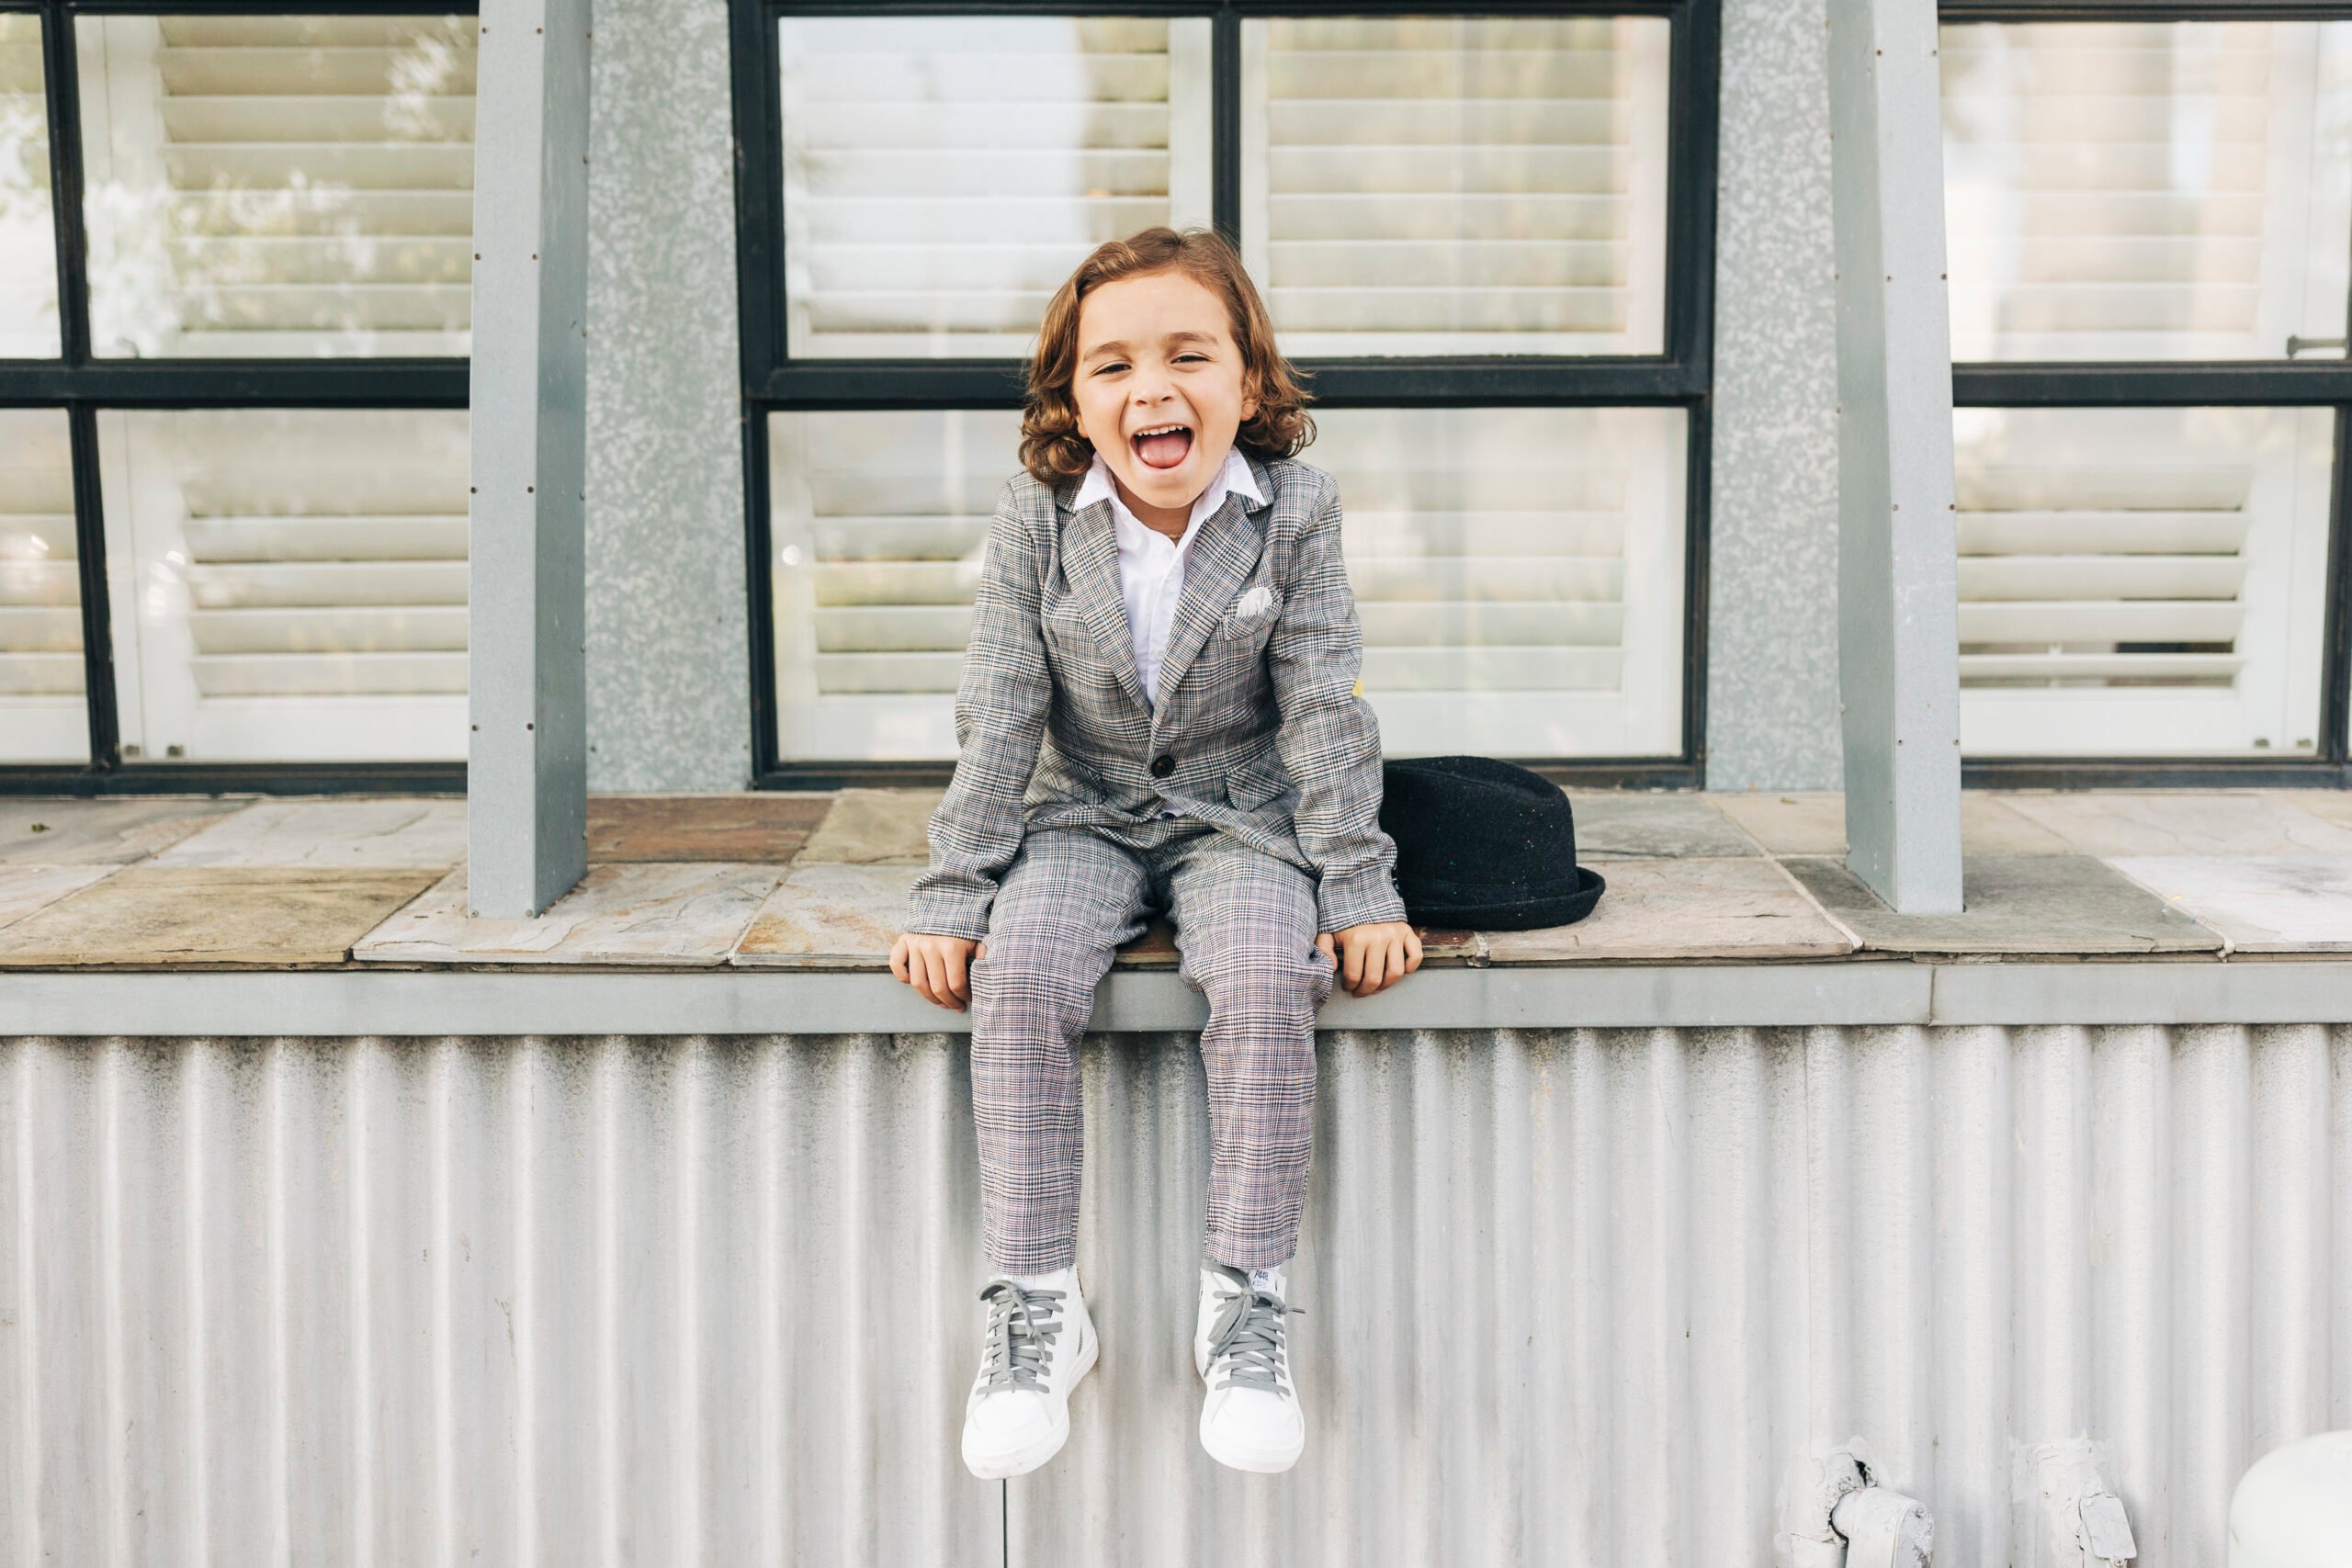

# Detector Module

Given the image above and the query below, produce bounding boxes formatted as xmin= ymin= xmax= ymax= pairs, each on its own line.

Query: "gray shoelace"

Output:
xmin=1204 ymin=1270 xmax=1298 ymax=1396
xmin=977 ymin=1280 xmax=1066 ymax=1393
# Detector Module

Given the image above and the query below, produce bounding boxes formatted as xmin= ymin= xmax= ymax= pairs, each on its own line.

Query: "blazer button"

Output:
xmin=1150 ymin=753 xmax=1175 ymax=778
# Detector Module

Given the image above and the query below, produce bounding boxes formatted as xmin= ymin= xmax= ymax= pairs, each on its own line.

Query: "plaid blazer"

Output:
xmin=904 ymin=452 xmax=1408 ymax=942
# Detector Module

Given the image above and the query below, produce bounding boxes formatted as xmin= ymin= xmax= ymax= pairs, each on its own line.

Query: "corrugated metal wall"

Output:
xmin=4 ymin=1026 xmax=2346 ymax=1567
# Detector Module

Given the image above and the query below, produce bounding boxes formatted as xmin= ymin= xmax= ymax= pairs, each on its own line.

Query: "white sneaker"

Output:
xmin=960 ymin=1269 xmax=1098 ymax=1480
xmin=1194 ymin=1263 xmax=1306 ymax=1473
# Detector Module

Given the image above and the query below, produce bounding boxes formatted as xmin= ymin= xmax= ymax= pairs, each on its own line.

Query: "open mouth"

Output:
xmin=1131 ymin=423 xmax=1194 ymax=471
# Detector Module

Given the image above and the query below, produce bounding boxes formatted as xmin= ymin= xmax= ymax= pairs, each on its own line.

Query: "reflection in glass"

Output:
xmin=1241 ymin=16 xmax=1670 ymax=356
xmin=99 ymin=409 xmax=469 ymax=761
xmin=1954 ymin=405 xmax=2332 ymax=755
xmin=779 ymin=16 xmax=1213 ymax=357
xmin=1942 ymin=21 xmax=2352 ymax=362
xmin=766 ymin=408 xmax=1684 ymax=761
xmin=0 ymin=411 xmax=84 ymax=762
xmin=0 ymin=14 xmax=62 ymax=355
xmin=77 ymin=14 xmax=476 ymax=359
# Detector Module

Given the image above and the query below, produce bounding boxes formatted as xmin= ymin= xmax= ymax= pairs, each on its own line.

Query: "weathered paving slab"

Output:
xmin=2109 ymin=856 xmax=2352 ymax=953
xmin=1708 ymin=791 xmax=2069 ymax=854
xmin=1481 ymin=858 xmax=1857 ymax=963
xmin=797 ymin=788 xmax=942 ymax=864
xmin=1570 ymin=794 xmax=1760 ymax=859
xmin=1782 ymin=853 xmax=2222 ymax=954
xmin=153 ymin=798 xmax=469 ymax=868
xmin=356 ymin=863 xmax=781 ymax=966
xmin=0 ymin=866 xmax=441 ymax=966
xmin=733 ymin=863 xmax=922 ymax=967
xmin=1999 ymin=792 xmax=2352 ymax=857
xmin=2271 ymin=789 xmax=2352 ymax=832
xmin=0 ymin=866 xmax=116 ymax=933
xmin=586 ymin=793 xmax=832 ymax=863
xmin=0 ymin=798 xmax=246 ymax=865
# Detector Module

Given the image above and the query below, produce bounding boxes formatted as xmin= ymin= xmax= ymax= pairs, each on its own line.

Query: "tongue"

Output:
xmin=1136 ymin=430 xmax=1192 ymax=469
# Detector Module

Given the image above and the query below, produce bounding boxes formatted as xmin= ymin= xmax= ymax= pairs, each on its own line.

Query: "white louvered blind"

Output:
xmin=1953 ymin=406 xmax=2332 ymax=756
xmin=767 ymin=409 xmax=1685 ymax=761
xmin=77 ymin=13 xmax=475 ymax=358
xmin=99 ymin=409 xmax=469 ymax=762
xmin=0 ymin=14 xmax=61 ymax=356
xmin=1240 ymin=16 xmax=1669 ymax=356
xmin=778 ymin=16 xmax=1214 ymax=358
xmin=1941 ymin=20 xmax=2352 ymax=362
xmin=0 ymin=412 xmax=84 ymax=762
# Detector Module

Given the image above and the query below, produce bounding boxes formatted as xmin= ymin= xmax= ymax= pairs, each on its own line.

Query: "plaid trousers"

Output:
xmin=969 ymin=822 xmax=1337 ymax=1274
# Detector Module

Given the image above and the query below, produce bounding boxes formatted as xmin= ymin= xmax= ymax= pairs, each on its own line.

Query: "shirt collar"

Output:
xmin=1072 ymin=444 xmax=1263 ymax=528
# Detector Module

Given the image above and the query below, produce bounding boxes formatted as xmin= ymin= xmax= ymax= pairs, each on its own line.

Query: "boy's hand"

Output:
xmin=891 ymin=932 xmax=986 ymax=1011
xmin=1316 ymin=921 xmax=1422 ymax=998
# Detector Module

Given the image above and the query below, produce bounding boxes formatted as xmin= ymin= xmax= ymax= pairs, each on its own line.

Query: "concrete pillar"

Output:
xmin=468 ymin=0 xmax=593 ymax=915
xmin=1824 ymin=0 xmax=1964 ymax=913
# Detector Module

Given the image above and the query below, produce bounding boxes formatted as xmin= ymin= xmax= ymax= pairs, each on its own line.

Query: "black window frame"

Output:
xmin=0 ymin=0 xmax=474 ymax=798
xmin=730 ymin=0 xmax=1723 ymax=790
xmin=1941 ymin=0 xmax=2352 ymax=788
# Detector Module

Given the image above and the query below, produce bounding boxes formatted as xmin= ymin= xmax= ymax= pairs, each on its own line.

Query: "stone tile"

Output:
xmin=355 ymin=862 xmax=781 ymax=966
xmin=1569 ymin=794 xmax=1760 ymax=860
xmin=1781 ymin=854 xmax=2221 ymax=954
xmin=0 ymin=866 xmax=116 ymax=933
xmin=0 ymin=798 xmax=246 ymax=865
xmin=1706 ymin=791 xmax=2070 ymax=854
xmin=1999 ymin=793 xmax=2352 ymax=858
xmin=2109 ymin=857 xmax=2352 ymax=953
xmin=796 ymin=788 xmax=941 ymax=865
xmin=153 ymin=798 xmax=468 ymax=868
xmin=2275 ymin=790 xmax=2352 ymax=831
xmin=1481 ymin=858 xmax=1856 ymax=963
xmin=732 ymin=863 xmax=921 ymax=967
xmin=1709 ymin=792 xmax=1843 ymax=855
xmin=0 ymin=867 xmax=440 ymax=966
xmin=586 ymin=793 xmax=832 ymax=863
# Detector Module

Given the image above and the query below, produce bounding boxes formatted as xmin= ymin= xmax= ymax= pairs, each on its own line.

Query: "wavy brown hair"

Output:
xmin=1020 ymin=227 xmax=1314 ymax=485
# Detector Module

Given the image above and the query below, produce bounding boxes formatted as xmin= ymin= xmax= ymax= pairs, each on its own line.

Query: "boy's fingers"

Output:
xmin=944 ymin=944 xmax=969 ymax=1002
xmin=919 ymin=948 xmax=950 ymax=1008
xmin=888 ymin=938 xmax=909 ymax=985
xmin=1340 ymin=935 xmax=1365 ymax=992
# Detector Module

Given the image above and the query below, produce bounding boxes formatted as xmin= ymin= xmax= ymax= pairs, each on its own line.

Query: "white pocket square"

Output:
xmin=1234 ymin=584 xmax=1273 ymax=618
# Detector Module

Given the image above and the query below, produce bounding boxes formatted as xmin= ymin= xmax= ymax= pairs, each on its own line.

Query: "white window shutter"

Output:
xmin=0 ymin=412 xmax=85 ymax=762
xmin=0 ymin=15 xmax=62 ymax=355
xmin=78 ymin=13 xmax=476 ymax=358
xmin=1942 ymin=20 xmax=2352 ymax=362
xmin=1953 ymin=406 xmax=2333 ymax=756
xmin=779 ymin=17 xmax=1215 ymax=359
xmin=1241 ymin=15 xmax=1670 ymax=357
xmin=100 ymin=409 xmax=470 ymax=763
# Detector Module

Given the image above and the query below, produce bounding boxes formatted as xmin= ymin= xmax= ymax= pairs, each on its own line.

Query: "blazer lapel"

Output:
xmin=1058 ymin=492 xmax=1154 ymax=714
xmin=1150 ymin=485 xmax=1263 ymax=714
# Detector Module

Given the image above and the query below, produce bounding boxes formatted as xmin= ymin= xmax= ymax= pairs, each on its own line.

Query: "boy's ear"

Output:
xmin=1241 ymin=373 xmax=1261 ymax=424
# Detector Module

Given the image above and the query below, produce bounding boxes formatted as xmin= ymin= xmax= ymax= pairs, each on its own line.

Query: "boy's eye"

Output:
xmin=1094 ymin=361 xmax=1128 ymax=376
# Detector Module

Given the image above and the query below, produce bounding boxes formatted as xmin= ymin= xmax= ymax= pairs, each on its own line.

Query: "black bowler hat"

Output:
xmin=1378 ymin=756 xmax=1606 ymax=930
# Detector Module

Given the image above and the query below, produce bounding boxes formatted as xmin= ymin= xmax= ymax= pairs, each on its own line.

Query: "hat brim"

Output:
xmin=1399 ymin=866 xmax=1606 ymax=932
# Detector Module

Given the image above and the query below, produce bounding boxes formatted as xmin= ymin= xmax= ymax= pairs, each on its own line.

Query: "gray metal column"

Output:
xmin=467 ymin=0 xmax=593 ymax=916
xmin=1824 ymin=0 xmax=1964 ymax=913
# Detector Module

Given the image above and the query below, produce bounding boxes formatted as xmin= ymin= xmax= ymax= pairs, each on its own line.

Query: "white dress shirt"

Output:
xmin=1072 ymin=444 xmax=1264 ymax=713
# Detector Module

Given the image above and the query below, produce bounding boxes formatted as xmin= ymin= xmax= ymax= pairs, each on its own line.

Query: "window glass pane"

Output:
xmin=779 ymin=16 xmax=1214 ymax=358
xmin=98 ymin=408 xmax=469 ymax=762
xmin=0 ymin=410 xmax=84 ymax=762
xmin=0 ymin=14 xmax=62 ymax=355
xmin=1942 ymin=21 xmax=2352 ymax=362
xmin=1241 ymin=15 xmax=1670 ymax=357
xmin=76 ymin=14 xmax=476 ymax=359
xmin=1955 ymin=405 xmax=2332 ymax=756
xmin=766 ymin=407 xmax=1685 ymax=761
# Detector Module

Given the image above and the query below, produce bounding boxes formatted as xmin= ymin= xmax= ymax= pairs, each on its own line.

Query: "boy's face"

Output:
xmin=1069 ymin=269 xmax=1261 ymax=520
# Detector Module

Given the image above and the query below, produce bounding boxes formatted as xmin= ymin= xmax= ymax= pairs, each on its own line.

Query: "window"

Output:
xmin=737 ymin=4 xmax=1716 ymax=781
xmin=1942 ymin=10 xmax=2352 ymax=769
xmin=0 ymin=6 xmax=474 ymax=786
